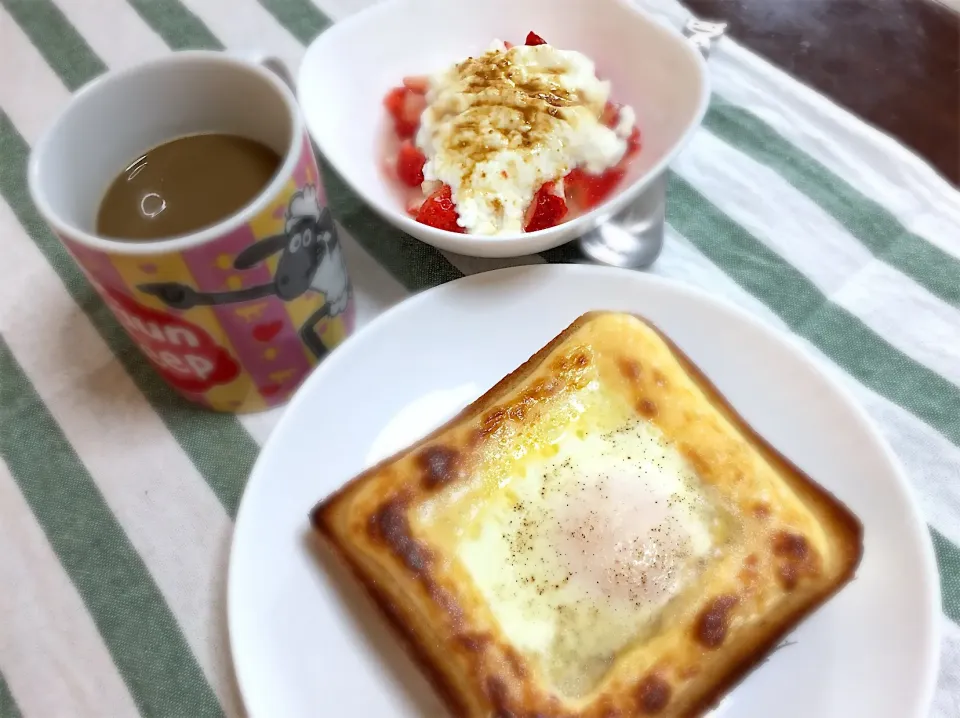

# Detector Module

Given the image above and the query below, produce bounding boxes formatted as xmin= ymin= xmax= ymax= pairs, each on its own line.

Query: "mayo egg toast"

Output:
xmin=311 ymin=311 xmax=863 ymax=717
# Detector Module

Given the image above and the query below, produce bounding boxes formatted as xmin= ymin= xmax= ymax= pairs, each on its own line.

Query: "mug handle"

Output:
xmin=246 ymin=53 xmax=297 ymax=92
xmin=244 ymin=54 xmax=328 ymax=163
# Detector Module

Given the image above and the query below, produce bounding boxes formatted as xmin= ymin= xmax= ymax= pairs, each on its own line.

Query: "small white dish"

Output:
xmin=228 ymin=265 xmax=939 ymax=718
xmin=297 ymin=0 xmax=708 ymax=258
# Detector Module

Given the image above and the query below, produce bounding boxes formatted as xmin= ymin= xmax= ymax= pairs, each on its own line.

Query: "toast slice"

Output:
xmin=311 ymin=311 xmax=863 ymax=717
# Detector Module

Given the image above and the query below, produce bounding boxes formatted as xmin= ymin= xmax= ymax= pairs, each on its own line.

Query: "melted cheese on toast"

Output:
xmin=313 ymin=312 xmax=863 ymax=718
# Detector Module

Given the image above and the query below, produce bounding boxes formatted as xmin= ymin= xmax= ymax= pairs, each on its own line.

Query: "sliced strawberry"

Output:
xmin=406 ymin=196 xmax=424 ymax=217
xmin=383 ymin=86 xmax=427 ymax=139
xmin=503 ymin=40 xmax=514 ymax=49
xmin=384 ymin=87 xmax=406 ymax=117
xmin=525 ymin=31 xmax=547 ymax=46
xmin=399 ymin=91 xmax=426 ymax=138
xmin=402 ymin=75 xmax=430 ymax=94
xmin=415 ymin=185 xmax=464 ymax=232
xmin=625 ymin=125 xmax=642 ymax=158
xmin=396 ymin=141 xmax=426 ymax=187
xmin=600 ymin=101 xmax=621 ymax=129
xmin=524 ymin=181 xmax=568 ymax=232
xmin=381 ymin=155 xmax=397 ymax=181
xmin=565 ymin=167 xmax=625 ymax=210
xmin=564 ymin=169 xmax=586 ymax=207
xmin=590 ymin=168 xmax=625 ymax=206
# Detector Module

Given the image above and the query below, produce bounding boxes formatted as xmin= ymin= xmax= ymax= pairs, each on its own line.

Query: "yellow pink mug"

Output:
xmin=28 ymin=52 xmax=354 ymax=412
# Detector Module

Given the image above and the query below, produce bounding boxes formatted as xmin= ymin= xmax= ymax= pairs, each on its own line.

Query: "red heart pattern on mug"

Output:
xmin=252 ymin=320 xmax=283 ymax=342
xmin=260 ymin=383 xmax=282 ymax=397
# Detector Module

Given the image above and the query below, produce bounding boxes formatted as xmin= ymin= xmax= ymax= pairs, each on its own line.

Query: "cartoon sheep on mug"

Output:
xmin=139 ymin=185 xmax=351 ymax=360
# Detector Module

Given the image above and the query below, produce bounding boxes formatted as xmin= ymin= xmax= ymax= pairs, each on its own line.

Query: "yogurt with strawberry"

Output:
xmin=383 ymin=32 xmax=641 ymax=235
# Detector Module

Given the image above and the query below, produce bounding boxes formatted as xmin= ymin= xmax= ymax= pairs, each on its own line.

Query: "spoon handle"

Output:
xmin=577 ymin=15 xmax=727 ymax=269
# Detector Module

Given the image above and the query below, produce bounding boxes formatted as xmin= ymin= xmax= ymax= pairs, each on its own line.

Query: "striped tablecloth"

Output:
xmin=2 ymin=0 xmax=959 ymax=715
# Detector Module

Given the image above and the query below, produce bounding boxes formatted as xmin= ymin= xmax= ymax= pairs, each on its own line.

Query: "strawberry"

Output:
xmin=503 ymin=40 xmax=514 ymax=49
xmin=625 ymin=125 xmax=642 ymax=158
xmin=564 ymin=168 xmax=587 ymax=207
xmin=381 ymin=155 xmax=397 ymax=181
xmin=383 ymin=86 xmax=427 ymax=139
xmin=397 ymin=91 xmax=427 ymax=138
xmin=384 ymin=87 xmax=406 ymax=117
xmin=415 ymin=185 xmax=464 ymax=232
xmin=524 ymin=181 xmax=568 ymax=232
xmin=600 ymin=101 xmax=621 ymax=129
xmin=565 ymin=167 xmax=625 ymax=210
xmin=406 ymin=196 xmax=424 ymax=217
xmin=525 ymin=31 xmax=547 ymax=46
xmin=396 ymin=141 xmax=426 ymax=187
xmin=402 ymin=75 xmax=430 ymax=94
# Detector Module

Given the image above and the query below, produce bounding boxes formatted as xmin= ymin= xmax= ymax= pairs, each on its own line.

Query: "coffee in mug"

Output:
xmin=97 ymin=133 xmax=282 ymax=241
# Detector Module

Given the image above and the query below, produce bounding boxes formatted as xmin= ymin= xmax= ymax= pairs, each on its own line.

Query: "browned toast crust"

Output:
xmin=311 ymin=311 xmax=864 ymax=717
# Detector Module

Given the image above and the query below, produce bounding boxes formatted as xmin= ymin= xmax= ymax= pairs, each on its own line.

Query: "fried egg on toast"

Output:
xmin=312 ymin=311 xmax=863 ymax=717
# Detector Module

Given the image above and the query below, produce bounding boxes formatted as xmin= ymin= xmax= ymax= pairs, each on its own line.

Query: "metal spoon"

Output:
xmin=578 ymin=17 xmax=728 ymax=269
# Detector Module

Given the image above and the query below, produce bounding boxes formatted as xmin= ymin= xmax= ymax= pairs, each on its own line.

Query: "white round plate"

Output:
xmin=228 ymin=265 xmax=939 ymax=718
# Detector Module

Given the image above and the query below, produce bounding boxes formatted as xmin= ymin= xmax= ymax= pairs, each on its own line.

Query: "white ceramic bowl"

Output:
xmin=298 ymin=0 xmax=709 ymax=257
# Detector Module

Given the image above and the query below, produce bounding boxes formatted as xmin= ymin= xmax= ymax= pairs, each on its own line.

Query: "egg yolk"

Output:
xmin=553 ymin=471 xmax=695 ymax=606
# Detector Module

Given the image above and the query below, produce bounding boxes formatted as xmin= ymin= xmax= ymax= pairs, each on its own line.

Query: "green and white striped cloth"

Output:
xmin=1 ymin=0 xmax=959 ymax=715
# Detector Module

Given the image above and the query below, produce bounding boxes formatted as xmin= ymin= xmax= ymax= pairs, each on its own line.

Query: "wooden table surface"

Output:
xmin=684 ymin=0 xmax=960 ymax=185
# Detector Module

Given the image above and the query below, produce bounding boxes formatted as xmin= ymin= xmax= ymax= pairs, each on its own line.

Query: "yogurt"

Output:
xmin=416 ymin=40 xmax=635 ymax=236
